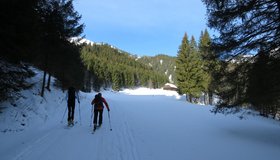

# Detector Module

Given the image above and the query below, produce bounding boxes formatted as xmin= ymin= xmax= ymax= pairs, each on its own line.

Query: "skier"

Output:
xmin=91 ymin=93 xmax=110 ymax=131
xmin=67 ymin=86 xmax=80 ymax=126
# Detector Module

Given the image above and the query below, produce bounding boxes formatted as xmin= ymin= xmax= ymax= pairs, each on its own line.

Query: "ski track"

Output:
xmin=13 ymin=131 xmax=53 ymax=160
xmin=12 ymin=126 xmax=67 ymax=160
xmin=104 ymin=97 xmax=140 ymax=160
xmin=9 ymin=94 xmax=142 ymax=160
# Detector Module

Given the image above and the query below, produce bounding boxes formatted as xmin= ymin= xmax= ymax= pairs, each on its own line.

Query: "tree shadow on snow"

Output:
xmin=224 ymin=127 xmax=280 ymax=148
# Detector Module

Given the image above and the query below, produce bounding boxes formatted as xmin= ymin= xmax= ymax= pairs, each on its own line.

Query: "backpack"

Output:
xmin=94 ymin=94 xmax=104 ymax=109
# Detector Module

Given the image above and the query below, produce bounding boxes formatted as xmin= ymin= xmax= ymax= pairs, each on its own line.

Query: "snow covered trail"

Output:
xmin=0 ymin=91 xmax=142 ymax=160
xmin=1 ymin=89 xmax=280 ymax=160
xmin=107 ymin=93 xmax=280 ymax=160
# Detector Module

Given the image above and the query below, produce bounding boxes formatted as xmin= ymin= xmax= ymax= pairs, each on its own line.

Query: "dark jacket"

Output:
xmin=67 ymin=87 xmax=80 ymax=106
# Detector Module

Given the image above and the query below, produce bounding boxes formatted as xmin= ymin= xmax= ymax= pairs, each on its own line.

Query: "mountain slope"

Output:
xmin=72 ymin=38 xmax=176 ymax=85
xmin=137 ymin=54 xmax=176 ymax=83
xmin=80 ymin=44 xmax=168 ymax=91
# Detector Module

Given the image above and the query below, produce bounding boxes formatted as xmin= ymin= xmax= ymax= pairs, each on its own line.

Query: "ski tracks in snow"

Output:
xmin=112 ymin=120 xmax=139 ymax=160
xmin=9 ymin=94 xmax=141 ymax=160
xmin=12 ymin=126 xmax=65 ymax=160
xmin=103 ymin=97 xmax=141 ymax=160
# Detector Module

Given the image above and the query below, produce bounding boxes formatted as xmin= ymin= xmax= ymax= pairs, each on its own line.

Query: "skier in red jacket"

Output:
xmin=91 ymin=93 xmax=110 ymax=131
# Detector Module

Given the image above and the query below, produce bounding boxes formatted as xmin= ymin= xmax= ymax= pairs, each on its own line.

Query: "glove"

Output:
xmin=108 ymin=108 xmax=110 ymax=112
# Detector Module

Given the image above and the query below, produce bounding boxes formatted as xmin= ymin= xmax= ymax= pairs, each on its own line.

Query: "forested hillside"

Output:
xmin=80 ymin=43 xmax=168 ymax=91
xmin=137 ymin=54 xmax=176 ymax=83
xmin=0 ymin=0 xmax=84 ymax=101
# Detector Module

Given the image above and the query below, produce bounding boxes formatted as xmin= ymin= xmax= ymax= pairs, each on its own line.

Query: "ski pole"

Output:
xmin=60 ymin=105 xmax=67 ymax=123
xmin=108 ymin=111 xmax=112 ymax=131
xmin=79 ymin=102 xmax=82 ymax=125
xmin=90 ymin=105 xmax=93 ymax=127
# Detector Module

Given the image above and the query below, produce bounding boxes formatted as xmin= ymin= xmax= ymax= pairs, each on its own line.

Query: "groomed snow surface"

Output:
xmin=1 ymin=71 xmax=280 ymax=160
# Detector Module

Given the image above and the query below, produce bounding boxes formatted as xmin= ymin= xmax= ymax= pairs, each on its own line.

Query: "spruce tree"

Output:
xmin=176 ymin=34 xmax=210 ymax=103
xmin=0 ymin=0 xmax=40 ymax=63
xmin=112 ymin=69 xmax=121 ymax=91
xmin=36 ymin=0 xmax=84 ymax=96
xmin=202 ymin=0 xmax=280 ymax=57
xmin=203 ymin=0 xmax=280 ymax=115
xmin=247 ymin=51 xmax=280 ymax=117
xmin=188 ymin=36 xmax=209 ymax=102
xmin=198 ymin=29 xmax=220 ymax=105
xmin=176 ymin=33 xmax=190 ymax=96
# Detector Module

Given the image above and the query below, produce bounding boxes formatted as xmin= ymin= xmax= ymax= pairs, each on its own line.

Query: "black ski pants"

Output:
xmin=93 ymin=109 xmax=103 ymax=126
xmin=68 ymin=105 xmax=75 ymax=122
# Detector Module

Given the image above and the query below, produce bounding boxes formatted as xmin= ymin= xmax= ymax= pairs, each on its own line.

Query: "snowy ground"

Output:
xmin=1 ymin=70 xmax=280 ymax=160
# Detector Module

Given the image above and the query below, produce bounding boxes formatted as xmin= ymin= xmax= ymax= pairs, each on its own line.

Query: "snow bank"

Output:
xmin=0 ymin=67 xmax=65 ymax=132
xmin=120 ymin=87 xmax=181 ymax=99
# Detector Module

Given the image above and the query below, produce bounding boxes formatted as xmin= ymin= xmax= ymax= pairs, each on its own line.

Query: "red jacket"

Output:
xmin=91 ymin=97 xmax=110 ymax=111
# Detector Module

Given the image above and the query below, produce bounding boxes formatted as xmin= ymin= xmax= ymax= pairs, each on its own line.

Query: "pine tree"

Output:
xmin=203 ymin=0 xmax=280 ymax=115
xmin=247 ymin=51 xmax=280 ymax=117
xmin=0 ymin=0 xmax=40 ymax=63
xmin=0 ymin=0 xmax=41 ymax=101
xmin=188 ymin=36 xmax=209 ymax=102
xmin=36 ymin=0 xmax=84 ymax=96
xmin=112 ymin=68 xmax=121 ymax=91
xmin=176 ymin=33 xmax=190 ymax=95
xmin=202 ymin=0 xmax=280 ymax=57
xmin=198 ymin=29 xmax=220 ymax=105
xmin=176 ymin=34 xmax=210 ymax=103
xmin=0 ymin=0 xmax=84 ymax=99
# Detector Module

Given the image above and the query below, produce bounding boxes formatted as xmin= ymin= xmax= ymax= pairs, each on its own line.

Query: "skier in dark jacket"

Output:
xmin=67 ymin=86 xmax=80 ymax=126
xmin=91 ymin=93 xmax=110 ymax=131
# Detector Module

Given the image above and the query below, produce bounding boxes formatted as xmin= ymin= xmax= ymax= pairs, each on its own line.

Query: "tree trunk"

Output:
xmin=41 ymin=50 xmax=49 ymax=97
xmin=41 ymin=70 xmax=47 ymax=97
xmin=83 ymin=70 xmax=88 ymax=92
xmin=46 ymin=73 xmax=51 ymax=91
xmin=209 ymin=92 xmax=213 ymax=105
xmin=203 ymin=93 xmax=207 ymax=105
xmin=188 ymin=94 xmax=193 ymax=103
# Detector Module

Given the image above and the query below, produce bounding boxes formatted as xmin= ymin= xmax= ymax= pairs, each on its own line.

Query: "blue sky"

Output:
xmin=74 ymin=0 xmax=210 ymax=57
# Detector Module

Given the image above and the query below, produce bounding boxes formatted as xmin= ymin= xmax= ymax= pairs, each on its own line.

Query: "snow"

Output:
xmin=70 ymin=37 xmax=123 ymax=53
xmin=69 ymin=37 xmax=95 ymax=46
xmin=69 ymin=37 xmax=109 ymax=47
xmin=168 ymin=74 xmax=173 ymax=83
xmin=1 ymin=69 xmax=280 ymax=160
xmin=164 ymin=83 xmax=177 ymax=89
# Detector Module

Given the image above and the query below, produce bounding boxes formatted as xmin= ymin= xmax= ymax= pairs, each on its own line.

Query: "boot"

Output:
xmin=98 ymin=123 xmax=102 ymax=128
xmin=93 ymin=124 xmax=97 ymax=131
